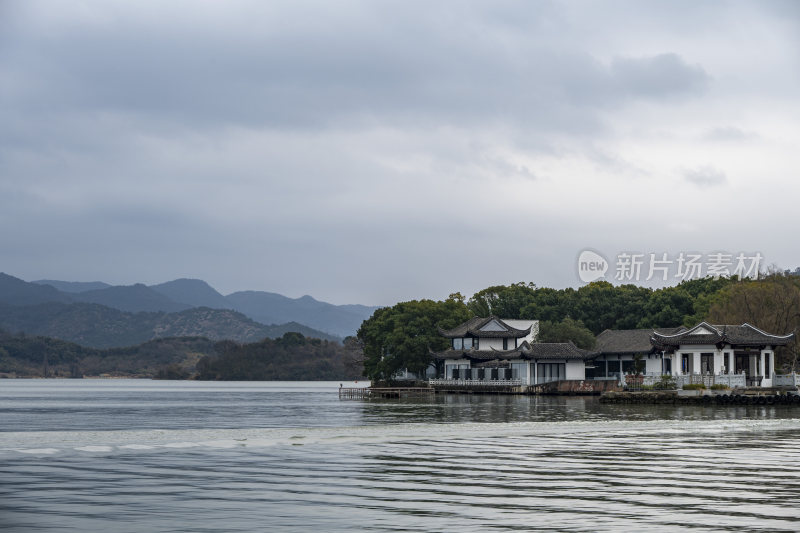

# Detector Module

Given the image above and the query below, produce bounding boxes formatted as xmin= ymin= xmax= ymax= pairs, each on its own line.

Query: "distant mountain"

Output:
xmin=71 ymin=283 xmax=191 ymax=313
xmin=0 ymin=273 xmax=72 ymax=306
xmin=150 ymin=278 xmax=231 ymax=309
xmin=33 ymin=280 xmax=112 ymax=293
xmin=152 ymin=307 xmax=337 ymax=343
xmin=225 ymin=291 xmax=377 ymax=338
xmin=0 ymin=302 xmax=339 ymax=348
xmin=3 ymin=274 xmax=378 ymax=338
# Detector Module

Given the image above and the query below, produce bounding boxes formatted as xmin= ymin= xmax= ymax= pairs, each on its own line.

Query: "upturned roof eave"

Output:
xmin=438 ymin=316 xmax=533 ymax=338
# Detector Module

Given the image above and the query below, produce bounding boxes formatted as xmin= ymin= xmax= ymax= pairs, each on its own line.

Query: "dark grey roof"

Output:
xmin=432 ymin=348 xmax=525 ymax=361
xmin=650 ymin=322 xmax=795 ymax=348
xmin=596 ymin=327 xmax=685 ymax=355
xmin=472 ymin=360 xmax=511 ymax=368
xmin=519 ymin=341 xmax=593 ymax=360
xmin=433 ymin=340 xmax=592 ymax=361
xmin=438 ymin=316 xmax=532 ymax=339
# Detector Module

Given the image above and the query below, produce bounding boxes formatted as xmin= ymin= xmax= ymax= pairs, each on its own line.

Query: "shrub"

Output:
xmin=654 ymin=376 xmax=677 ymax=390
xmin=683 ymin=383 xmax=707 ymax=390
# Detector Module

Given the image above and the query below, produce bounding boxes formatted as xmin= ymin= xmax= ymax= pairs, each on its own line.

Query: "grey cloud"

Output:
xmin=703 ymin=126 xmax=758 ymax=142
xmin=683 ymin=166 xmax=728 ymax=187
xmin=0 ymin=1 xmax=797 ymax=304
xmin=0 ymin=3 xmax=710 ymax=140
xmin=610 ymin=54 xmax=709 ymax=98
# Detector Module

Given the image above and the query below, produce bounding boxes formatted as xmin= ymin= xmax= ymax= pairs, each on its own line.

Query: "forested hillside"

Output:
xmin=0 ymin=303 xmax=338 ymax=348
xmin=0 ymin=332 xmax=216 ymax=378
xmin=196 ymin=332 xmax=359 ymax=381
xmin=0 ymin=331 xmax=358 ymax=380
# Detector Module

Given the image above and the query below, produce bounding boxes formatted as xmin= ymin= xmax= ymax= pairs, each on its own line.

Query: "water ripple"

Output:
xmin=3 ymin=381 xmax=800 ymax=532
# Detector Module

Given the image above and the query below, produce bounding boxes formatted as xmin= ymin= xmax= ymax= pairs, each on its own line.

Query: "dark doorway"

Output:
xmin=735 ymin=353 xmax=749 ymax=376
xmin=701 ymin=353 xmax=714 ymax=374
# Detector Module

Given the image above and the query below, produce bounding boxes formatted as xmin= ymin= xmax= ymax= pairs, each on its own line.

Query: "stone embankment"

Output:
xmin=600 ymin=390 xmax=800 ymax=405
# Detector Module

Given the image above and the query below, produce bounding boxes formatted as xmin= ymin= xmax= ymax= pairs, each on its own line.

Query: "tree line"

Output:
xmin=356 ymin=275 xmax=800 ymax=380
xmin=196 ymin=332 xmax=360 ymax=380
xmin=0 ymin=330 xmax=358 ymax=380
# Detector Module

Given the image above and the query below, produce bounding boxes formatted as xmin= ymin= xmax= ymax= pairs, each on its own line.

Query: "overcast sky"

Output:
xmin=2 ymin=1 xmax=799 ymax=305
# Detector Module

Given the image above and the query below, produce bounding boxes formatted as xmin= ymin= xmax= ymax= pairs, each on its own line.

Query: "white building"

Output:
xmin=592 ymin=322 xmax=795 ymax=387
xmin=430 ymin=316 xmax=794 ymax=389
xmin=650 ymin=322 xmax=793 ymax=387
xmin=432 ymin=316 xmax=590 ymax=385
xmin=590 ymin=327 xmax=683 ymax=379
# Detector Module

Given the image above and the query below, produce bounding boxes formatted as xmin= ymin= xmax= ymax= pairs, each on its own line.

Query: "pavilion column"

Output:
xmin=769 ymin=347 xmax=775 ymax=377
xmin=692 ymin=353 xmax=701 ymax=374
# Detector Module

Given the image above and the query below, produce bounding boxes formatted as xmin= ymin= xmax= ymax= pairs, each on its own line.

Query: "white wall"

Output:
xmin=644 ymin=356 xmax=662 ymax=374
xmin=675 ymin=344 xmax=718 ymax=374
xmin=502 ymin=319 xmax=539 ymax=343
xmin=566 ymin=360 xmax=585 ymax=380
xmin=761 ymin=349 xmax=773 ymax=387
xmin=478 ymin=338 xmax=504 ymax=351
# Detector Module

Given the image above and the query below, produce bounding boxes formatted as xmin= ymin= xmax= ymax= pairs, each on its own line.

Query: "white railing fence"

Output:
xmin=428 ymin=379 xmax=523 ymax=387
xmin=674 ymin=373 xmax=746 ymax=388
xmin=774 ymin=373 xmax=800 ymax=387
xmin=625 ymin=373 xmax=747 ymax=389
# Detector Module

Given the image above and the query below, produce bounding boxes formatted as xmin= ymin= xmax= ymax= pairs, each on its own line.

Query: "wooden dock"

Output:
xmin=339 ymin=387 xmax=433 ymax=400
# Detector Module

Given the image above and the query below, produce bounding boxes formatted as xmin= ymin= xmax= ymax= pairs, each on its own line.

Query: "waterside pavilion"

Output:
xmin=430 ymin=316 xmax=593 ymax=386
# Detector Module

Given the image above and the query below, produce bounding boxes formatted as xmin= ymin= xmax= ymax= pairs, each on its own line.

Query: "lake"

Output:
xmin=2 ymin=379 xmax=800 ymax=531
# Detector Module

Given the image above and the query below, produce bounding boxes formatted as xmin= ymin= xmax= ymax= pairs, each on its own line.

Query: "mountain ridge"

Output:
xmin=0 ymin=301 xmax=340 ymax=348
xmin=23 ymin=274 xmax=379 ymax=337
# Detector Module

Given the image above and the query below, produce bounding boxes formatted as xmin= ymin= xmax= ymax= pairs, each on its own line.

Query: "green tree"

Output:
xmin=467 ymin=282 xmax=537 ymax=318
xmin=357 ymin=297 xmax=471 ymax=381
xmin=566 ymin=282 xmax=647 ymax=333
xmin=537 ymin=317 xmax=596 ymax=349
xmin=520 ymin=287 xmax=576 ymax=323
xmin=637 ymin=286 xmax=694 ymax=329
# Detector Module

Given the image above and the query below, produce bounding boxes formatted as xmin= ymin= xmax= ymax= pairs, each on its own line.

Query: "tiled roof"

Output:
xmin=596 ymin=327 xmax=685 ymax=355
xmin=438 ymin=316 xmax=532 ymax=339
xmin=433 ymin=341 xmax=593 ymax=361
xmin=519 ymin=341 xmax=593 ymax=360
xmin=432 ymin=348 xmax=525 ymax=361
xmin=650 ymin=322 xmax=795 ymax=348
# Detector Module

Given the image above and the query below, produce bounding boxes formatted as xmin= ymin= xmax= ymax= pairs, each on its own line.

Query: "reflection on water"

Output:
xmin=2 ymin=380 xmax=800 ymax=532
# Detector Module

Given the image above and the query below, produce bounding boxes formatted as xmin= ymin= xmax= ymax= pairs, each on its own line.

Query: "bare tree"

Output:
xmin=707 ymin=274 xmax=800 ymax=371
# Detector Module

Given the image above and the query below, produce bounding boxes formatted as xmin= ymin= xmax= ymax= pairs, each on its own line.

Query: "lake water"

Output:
xmin=3 ymin=379 xmax=800 ymax=532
